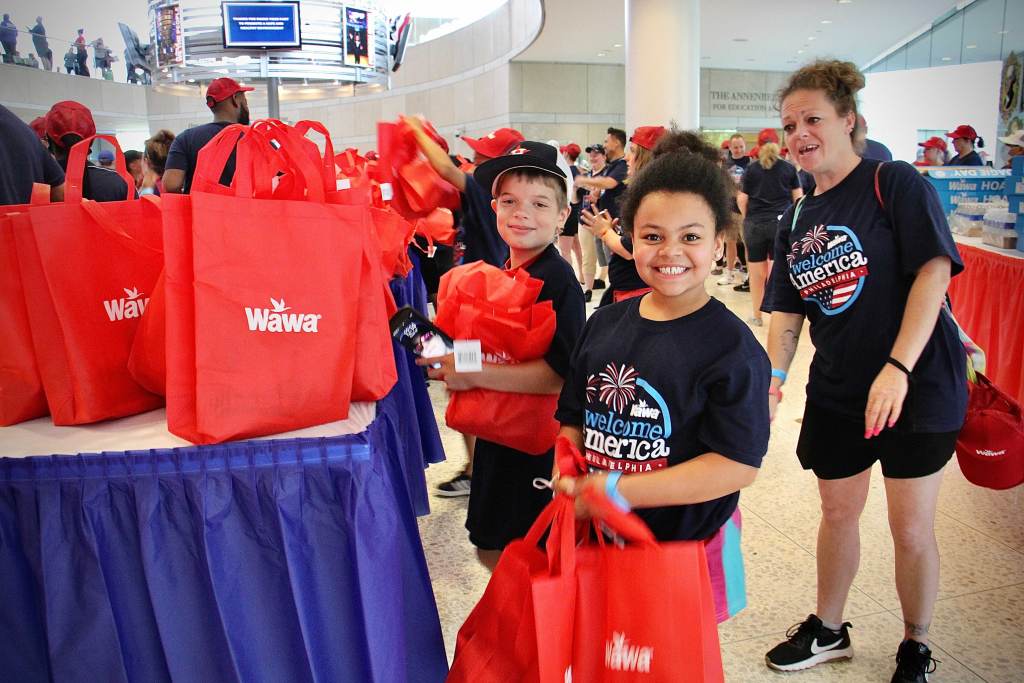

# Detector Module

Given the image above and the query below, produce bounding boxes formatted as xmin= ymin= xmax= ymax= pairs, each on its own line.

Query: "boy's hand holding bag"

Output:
xmin=434 ymin=261 xmax=560 ymax=455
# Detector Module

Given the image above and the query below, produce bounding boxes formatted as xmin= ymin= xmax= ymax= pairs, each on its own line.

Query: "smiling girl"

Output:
xmin=555 ymin=134 xmax=770 ymax=623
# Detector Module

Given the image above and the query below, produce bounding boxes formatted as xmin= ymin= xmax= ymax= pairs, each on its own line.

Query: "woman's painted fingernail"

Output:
xmin=874 ymin=427 xmax=882 ymax=436
xmin=864 ymin=430 xmax=872 ymax=439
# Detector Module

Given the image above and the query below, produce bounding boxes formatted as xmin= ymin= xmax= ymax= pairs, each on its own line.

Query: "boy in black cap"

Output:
xmin=418 ymin=141 xmax=586 ymax=570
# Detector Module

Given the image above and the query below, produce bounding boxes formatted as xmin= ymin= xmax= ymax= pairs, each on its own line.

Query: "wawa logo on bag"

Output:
xmin=103 ymin=287 xmax=149 ymax=321
xmin=245 ymin=297 xmax=322 ymax=333
xmin=605 ymin=631 xmax=654 ymax=673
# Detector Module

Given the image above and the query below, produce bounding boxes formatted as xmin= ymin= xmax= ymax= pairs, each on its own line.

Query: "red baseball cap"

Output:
xmin=918 ymin=136 xmax=948 ymax=152
xmin=749 ymin=145 xmax=760 ymax=158
xmin=560 ymin=142 xmax=581 ymax=160
xmin=720 ymin=139 xmax=731 ymax=149
xmin=460 ymin=128 xmax=524 ymax=159
xmin=206 ymin=77 xmax=255 ymax=107
xmin=45 ymin=100 xmax=96 ymax=147
xmin=629 ymin=125 xmax=666 ymax=151
xmin=947 ymin=124 xmax=979 ymax=141
xmin=29 ymin=116 xmax=47 ymax=141
xmin=757 ymin=128 xmax=779 ymax=145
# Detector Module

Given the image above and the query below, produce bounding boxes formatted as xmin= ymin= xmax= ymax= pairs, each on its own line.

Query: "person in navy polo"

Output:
xmin=945 ymin=125 xmax=985 ymax=166
xmin=163 ymin=77 xmax=254 ymax=194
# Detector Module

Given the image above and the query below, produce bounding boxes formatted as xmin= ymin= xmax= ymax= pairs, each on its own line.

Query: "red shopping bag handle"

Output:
xmin=65 ymin=134 xmax=135 ymax=203
xmin=79 ymin=195 xmax=163 ymax=256
xmin=555 ymin=436 xmax=658 ymax=546
xmin=294 ymin=119 xmax=338 ymax=196
xmin=246 ymin=120 xmax=327 ymax=203
xmin=193 ymin=123 xmax=248 ymax=195
xmin=30 ymin=182 xmax=51 ymax=205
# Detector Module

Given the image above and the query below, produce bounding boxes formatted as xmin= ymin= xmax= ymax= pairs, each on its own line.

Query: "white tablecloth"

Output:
xmin=0 ymin=402 xmax=377 ymax=458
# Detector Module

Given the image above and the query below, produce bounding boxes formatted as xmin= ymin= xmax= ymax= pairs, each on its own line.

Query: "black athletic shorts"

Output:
xmin=796 ymin=402 xmax=957 ymax=480
xmin=742 ymin=218 xmax=779 ymax=263
xmin=466 ymin=438 xmax=554 ymax=550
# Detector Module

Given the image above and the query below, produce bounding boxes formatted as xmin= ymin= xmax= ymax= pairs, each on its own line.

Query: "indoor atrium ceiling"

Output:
xmin=519 ymin=0 xmax=962 ymax=71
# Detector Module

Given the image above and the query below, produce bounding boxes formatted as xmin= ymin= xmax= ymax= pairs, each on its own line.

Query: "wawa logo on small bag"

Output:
xmin=103 ymin=287 xmax=149 ymax=321
xmin=245 ymin=297 xmax=322 ymax=333
xmin=605 ymin=631 xmax=654 ymax=673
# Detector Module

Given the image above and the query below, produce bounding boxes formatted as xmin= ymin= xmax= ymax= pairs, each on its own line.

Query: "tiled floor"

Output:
xmin=416 ymin=276 xmax=1024 ymax=682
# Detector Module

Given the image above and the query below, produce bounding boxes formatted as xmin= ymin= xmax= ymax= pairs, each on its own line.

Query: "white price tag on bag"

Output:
xmin=379 ymin=182 xmax=394 ymax=201
xmin=453 ymin=340 xmax=483 ymax=373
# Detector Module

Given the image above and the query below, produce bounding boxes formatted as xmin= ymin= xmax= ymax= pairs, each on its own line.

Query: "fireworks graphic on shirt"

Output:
xmin=585 ymin=374 xmax=601 ymax=403
xmin=799 ymin=224 xmax=829 ymax=254
xmin=598 ymin=363 xmax=639 ymax=413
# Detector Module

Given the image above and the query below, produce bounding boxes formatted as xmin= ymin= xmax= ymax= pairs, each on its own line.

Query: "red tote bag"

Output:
xmin=569 ymin=491 xmax=724 ymax=683
xmin=448 ymin=495 xmax=578 ymax=683
xmin=13 ymin=136 xmax=164 ymax=425
xmin=0 ymin=185 xmax=52 ymax=425
xmin=163 ymin=123 xmax=367 ymax=443
xmin=435 ymin=262 xmax=560 ymax=454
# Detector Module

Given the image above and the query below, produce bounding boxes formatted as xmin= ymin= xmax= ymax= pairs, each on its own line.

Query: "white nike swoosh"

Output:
xmin=810 ymin=638 xmax=843 ymax=655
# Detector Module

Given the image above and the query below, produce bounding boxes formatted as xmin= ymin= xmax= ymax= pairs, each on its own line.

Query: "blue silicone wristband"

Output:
xmin=604 ymin=471 xmax=631 ymax=512
xmin=771 ymin=368 xmax=788 ymax=384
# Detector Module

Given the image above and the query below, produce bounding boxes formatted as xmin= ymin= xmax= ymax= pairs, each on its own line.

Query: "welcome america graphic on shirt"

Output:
xmin=787 ymin=224 xmax=869 ymax=315
xmin=583 ymin=362 xmax=672 ymax=472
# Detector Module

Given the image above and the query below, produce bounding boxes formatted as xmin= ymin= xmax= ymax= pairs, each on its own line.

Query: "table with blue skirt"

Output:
xmin=0 ymin=258 xmax=449 ymax=682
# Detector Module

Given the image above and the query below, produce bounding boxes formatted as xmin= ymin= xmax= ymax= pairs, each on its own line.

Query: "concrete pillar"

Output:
xmin=625 ymin=0 xmax=699 ymax=132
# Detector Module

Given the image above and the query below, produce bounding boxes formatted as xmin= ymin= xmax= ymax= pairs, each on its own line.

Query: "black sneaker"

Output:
xmin=593 ymin=278 xmax=607 ymax=290
xmin=765 ymin=614 xmax=853 ymax=672
xmin=891 ymin=640 xmax=938 ymax=683
xmin=435 ymin=472 xmax=472 ymax=497
xmin=584 ymin=290 xmax=593 ymax=303
xmin=733 ymin=280 xmax=750 ymax=292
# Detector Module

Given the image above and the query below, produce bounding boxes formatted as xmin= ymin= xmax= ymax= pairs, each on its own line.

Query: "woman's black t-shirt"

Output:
xmin=741 ymin=158 xmax=801 ymax=224
xmin=947 ymin=150 xmax=983 ymax=166
xmin=762 ymin=159 xmax=967 ymax=432
xmin=556 ymin=297 xmax=769 ymax=541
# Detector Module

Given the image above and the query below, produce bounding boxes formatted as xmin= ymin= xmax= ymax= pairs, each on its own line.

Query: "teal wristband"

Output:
xmin=771 ymin=368 xmax=788 ymax=384
xmin=604 ymin=471 xmax=631 ymax=512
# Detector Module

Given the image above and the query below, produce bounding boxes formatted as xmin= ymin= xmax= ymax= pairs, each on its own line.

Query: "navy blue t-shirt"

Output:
xmin=596 ymin=156 xmax=628 ymax=219
xmin=862 ymin=138 xmax=893 ymax=162
xmin=165 ymin=121 xmax=236 ymax=194
xmin=741 ymin=158 xmax=801 ymax=224
xmin=81 ymin=164 xmax=135 ymax=202
xmin=0 ymin=105 xmax=64 ymax=206
xmin=762 ymin=159 xmax=967 ymax=432
xmin=557 ymin=297 xmax=769 ymax=541
xmin=948 ymin=150 xmax=983 ymax=166
xmin=459 ymin=174 xmax=508 ymax=268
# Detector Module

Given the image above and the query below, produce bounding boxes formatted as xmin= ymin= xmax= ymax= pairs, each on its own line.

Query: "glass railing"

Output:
xmin=1 ymin=27 xmax=151 ymax=84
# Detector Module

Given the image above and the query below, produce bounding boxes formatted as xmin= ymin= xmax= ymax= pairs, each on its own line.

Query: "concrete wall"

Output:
xmin=862 ymin=61 xmax=1003 ymax=164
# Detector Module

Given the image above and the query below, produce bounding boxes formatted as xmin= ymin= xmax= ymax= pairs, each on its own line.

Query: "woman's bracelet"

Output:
xmin=768 ymin=386 xmax=784 ymax=402
xmin=886 ymin=357 xmax=913 ymax=378
xmin=771 ymin=368 xmax=788 ymax=384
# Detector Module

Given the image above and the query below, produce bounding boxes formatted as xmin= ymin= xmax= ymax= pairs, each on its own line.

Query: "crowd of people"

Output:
xmin=2 ymin=59 xmax=1016 ymax=683
xmin=1 ymin=13 xmax=150 ymax=82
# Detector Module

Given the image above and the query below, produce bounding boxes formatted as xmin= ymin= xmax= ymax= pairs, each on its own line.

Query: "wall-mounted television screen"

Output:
xmin=222 ymin=1 xmax=301 ymax=49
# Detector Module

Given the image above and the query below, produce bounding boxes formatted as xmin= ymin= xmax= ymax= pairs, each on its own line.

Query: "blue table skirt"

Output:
xmin=0 ymin=263 xmax=450 ymax=682
xmin=0 ymin=391 xmax=449 ymax=683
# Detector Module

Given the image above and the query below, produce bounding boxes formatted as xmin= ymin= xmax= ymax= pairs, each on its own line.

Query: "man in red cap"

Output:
xmin=946 ymin=124 xmax=985 ymax=166
xmin=44 ymin=100 xmax=130 ymax=202
xmin=163 ymin=77 xmax=254 ymax=194
xmin=29 ymin=116 xmax=48 ymax=148
xmin=915 ymin=137 xmax=947 ymax=167
xmin=0 ymin=104 xmax=64 ymax=205
xmin=403 ymin=117 xmax=524 ymax=497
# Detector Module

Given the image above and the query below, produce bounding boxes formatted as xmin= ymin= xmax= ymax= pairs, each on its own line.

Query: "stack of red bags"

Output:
xmin=434 ymin=261 xmax=558 ymax=455
xmin=7 ymin=136 xmax=164 ymax=426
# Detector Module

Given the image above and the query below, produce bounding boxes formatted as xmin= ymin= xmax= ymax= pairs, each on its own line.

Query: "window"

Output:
xmin=963 ymin=0 xmax=1005 ymax=64
xmin=930 ymin=12 xmax=964 ymax=67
